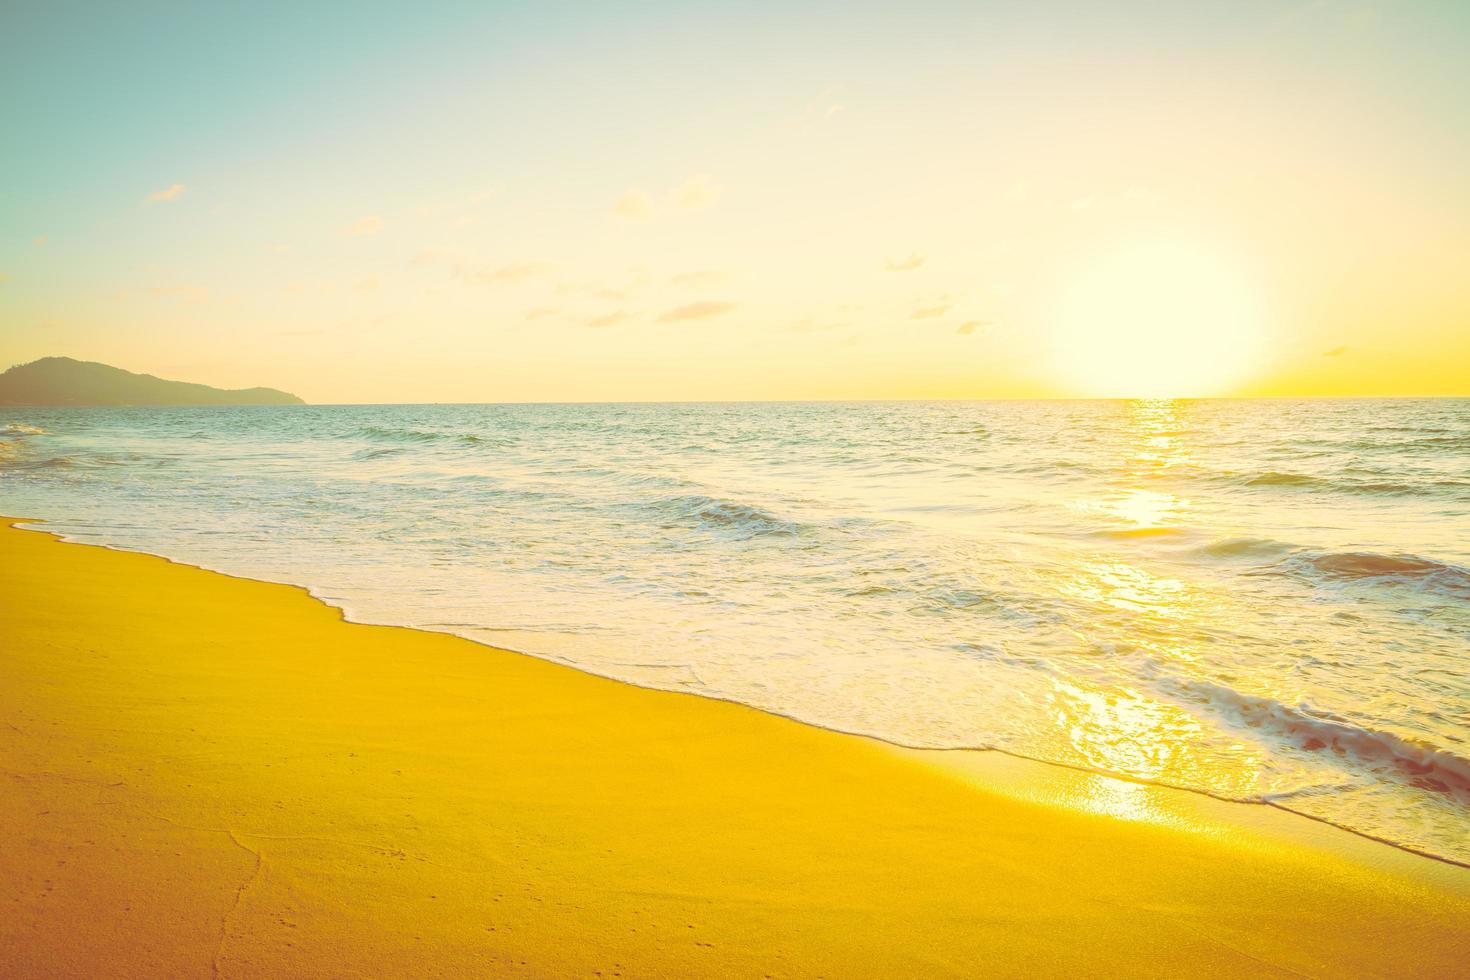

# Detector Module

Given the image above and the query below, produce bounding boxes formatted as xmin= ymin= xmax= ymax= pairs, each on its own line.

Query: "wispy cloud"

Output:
xmin=558 ymin=280 xmax=634 ymax=302
xmin=671 ymin=173 xmax=721 ymax=211
xmin=807 ymin=85 xmax=845 ymax=122
xmin=613 ymin=191 xmax=654 ymax=219
xmin=146 ymin=183 xmax=187 ymax=204
xmin=911 ymin=303 xmax=950 ymax=320
xmin=658 ymin=300 xmax=736 ymax=323
xmin=669 ymin=269 xmax=725 ymax=288
xmin=415 ymin=187 xmax=504 ymax=222
xmin=886 ymin=253 xmax=926 ymax=272
xmin=585 ymin=311 xmax=630 ymax=328
xmin=785 ymin=317 xmax=848 ymax=334
xmin=350 ymin=215 xmax=383 ymax=237
xmin=956 ymin=320 xmax=992 ymax=336
xmin=149 ymin=285 xmax=210 ymax=304
xmin=614 ymin=175 xmax=722 ymax=219
xmin=457 ymin=261 xmax=549 ymax=285
xmin=525 ymin=306 xmax=559 ymax=321
xmin=1323 ymin=345 xmax=1349 ymax=357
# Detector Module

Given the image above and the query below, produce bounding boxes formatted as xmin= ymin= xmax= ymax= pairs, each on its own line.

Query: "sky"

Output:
xmin=1 ymin=0 xmax=1467 ymax=403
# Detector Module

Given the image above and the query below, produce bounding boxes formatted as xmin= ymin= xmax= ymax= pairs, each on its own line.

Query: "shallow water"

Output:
xmin=2 ymin=400 xmax=1467 ymax=862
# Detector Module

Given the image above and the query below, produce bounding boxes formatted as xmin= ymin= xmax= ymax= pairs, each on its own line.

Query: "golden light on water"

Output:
xmin=1052 ymin=240 xmax=1268 ymax=398
xmin=1127 ymin=398 xmax=1190 ymax=473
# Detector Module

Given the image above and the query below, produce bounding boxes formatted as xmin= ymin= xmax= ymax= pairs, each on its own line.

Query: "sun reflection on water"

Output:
xmin=1048 ymin=399 xmax=1273 ymax=793
xmin=1128 ymin=397 xmax=1191 ymax=474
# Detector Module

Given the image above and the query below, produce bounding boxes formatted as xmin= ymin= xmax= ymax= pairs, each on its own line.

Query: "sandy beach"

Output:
xmin=2 ymin=515 xmax=1467 ymax=978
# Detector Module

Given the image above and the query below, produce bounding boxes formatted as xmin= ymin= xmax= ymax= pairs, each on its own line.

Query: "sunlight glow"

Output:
xmin=1051 ymin=240 xmax=1267 ymax=397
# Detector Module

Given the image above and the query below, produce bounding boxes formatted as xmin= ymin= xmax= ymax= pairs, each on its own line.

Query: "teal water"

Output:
xmin=2 ymin=399 xmax=1468 ymax=863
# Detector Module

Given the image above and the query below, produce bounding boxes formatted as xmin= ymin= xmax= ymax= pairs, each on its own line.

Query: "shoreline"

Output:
xmin=3 ymin=515 xmax=1468 ymax=976
xmin=14 ymin=515 xmax=1468 ymax=874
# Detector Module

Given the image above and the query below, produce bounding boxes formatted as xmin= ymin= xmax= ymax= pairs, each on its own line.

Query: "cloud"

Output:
xmin=350 ymin=216 xmax=383 ymax=237
xmin=807 ymin=85 xmax=845 ymax=122
xmin=457 ymin=261 xmax=549 ymax=285
xmin=409 ymin=248 xmax=446 ymax=267
xmin=669 ymin=269 xmax=725 ymax=288
xmin=1323 ymin=345 xmax=1349 ymax=357
xmin=149 ymin=285 xmax=210 ymax=305
xmin=146 ymin=183 xmax=187 ymax=203
xmin=671 ymin=173 xmax=721 ymax=211
xmin=613 ymin=191 xmax=654 ymax=219
xmin=886 ymin=253 xmax=926 ymax=272
xmin=658 ymin=300 xmax=737 ymax=323
xmin=558 ymin=279 xmax=635 ymax=302
xmin=415 ymin=187 xmax=504 ymax=222
xmin=525 ymin=306 xmax=559 ymax=321
xmin=911 ymin=303 xmax=950 ymax=320
xmin=786 ymin=317 xmax=847 ymax=334
xmin=585 ymin=311 xmax=630 ymax=328
xmin=956 ymin=320 xmax=992 ymax=336
xmin=614 ymin=175 xmax=722 ymax=219
xmin=33 ymin=236 xmax=47 ymax=248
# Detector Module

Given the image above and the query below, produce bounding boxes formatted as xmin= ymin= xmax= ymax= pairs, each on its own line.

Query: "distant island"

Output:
xmin=0 ymin=357 xmax=304 ymax=406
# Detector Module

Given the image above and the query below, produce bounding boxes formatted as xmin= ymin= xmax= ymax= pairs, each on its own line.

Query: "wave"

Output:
xmin=1093 ymin=525 xmax=1192 ymax=540
xmin=1190 ymin=536 xmax=1296 ymax=561
xmin=0 ymin=423 xmax=48 ymax=437
xmin=649 ymin=494 xmax=805 ymax=539
xmin=1231 ymin=470 xmax=1468 ymax=499
xmin=1243 ymin=470 xmax=1327 ymax=489
xmin=1 ymin=451 xmax=179 ymax=472
xmin=2 ymin=455 xmax=75 ymax=471
xmin=1180 ymin=679 xmax=1470 ymax=798
xmin=351 ymin=446 xmax=407 ymax=461
xmin=1272 ymin=550 xmax=1470 ymax=599
xmin=348 ymin=425 xmax=489 ymax=447
xmin=1341 ymin=431 xmax=1470 ymax=453
xmin=349 ymin=425 xmax=443 ymax=443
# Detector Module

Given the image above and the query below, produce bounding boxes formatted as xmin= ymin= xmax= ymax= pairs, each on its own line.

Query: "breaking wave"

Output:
xmin=647 ymin=494 xmax=805 ymax=539
xmin=1273 ymin=550 xmax=1470 ymax=599
xmin=1181 ymin=680 xmax=1470 ymax=798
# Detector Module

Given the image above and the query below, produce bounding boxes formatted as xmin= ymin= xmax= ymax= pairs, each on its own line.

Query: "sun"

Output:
xmin=1050 ymin=239 xmax=1267 ymax=398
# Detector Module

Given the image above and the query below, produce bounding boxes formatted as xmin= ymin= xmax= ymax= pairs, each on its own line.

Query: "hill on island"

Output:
xmin=0 ymin=357 xmax=304 ymax=406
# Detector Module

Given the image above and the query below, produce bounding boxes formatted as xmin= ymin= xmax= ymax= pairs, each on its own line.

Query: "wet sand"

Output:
xmin=2 ymin=517 xmax=1467 ymax=977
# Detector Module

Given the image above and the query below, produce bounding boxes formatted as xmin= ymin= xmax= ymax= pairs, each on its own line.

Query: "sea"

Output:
xmin=2 ymin=399 xmax=1467 ymax=864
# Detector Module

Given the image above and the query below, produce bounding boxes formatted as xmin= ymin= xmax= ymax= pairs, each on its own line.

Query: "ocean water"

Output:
xmin=2 ymin=400 xmax=1467 ymax=863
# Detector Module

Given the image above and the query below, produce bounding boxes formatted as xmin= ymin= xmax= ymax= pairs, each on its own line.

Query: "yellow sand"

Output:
xmin=1 ymin=518 xmax=1467 ymax=978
